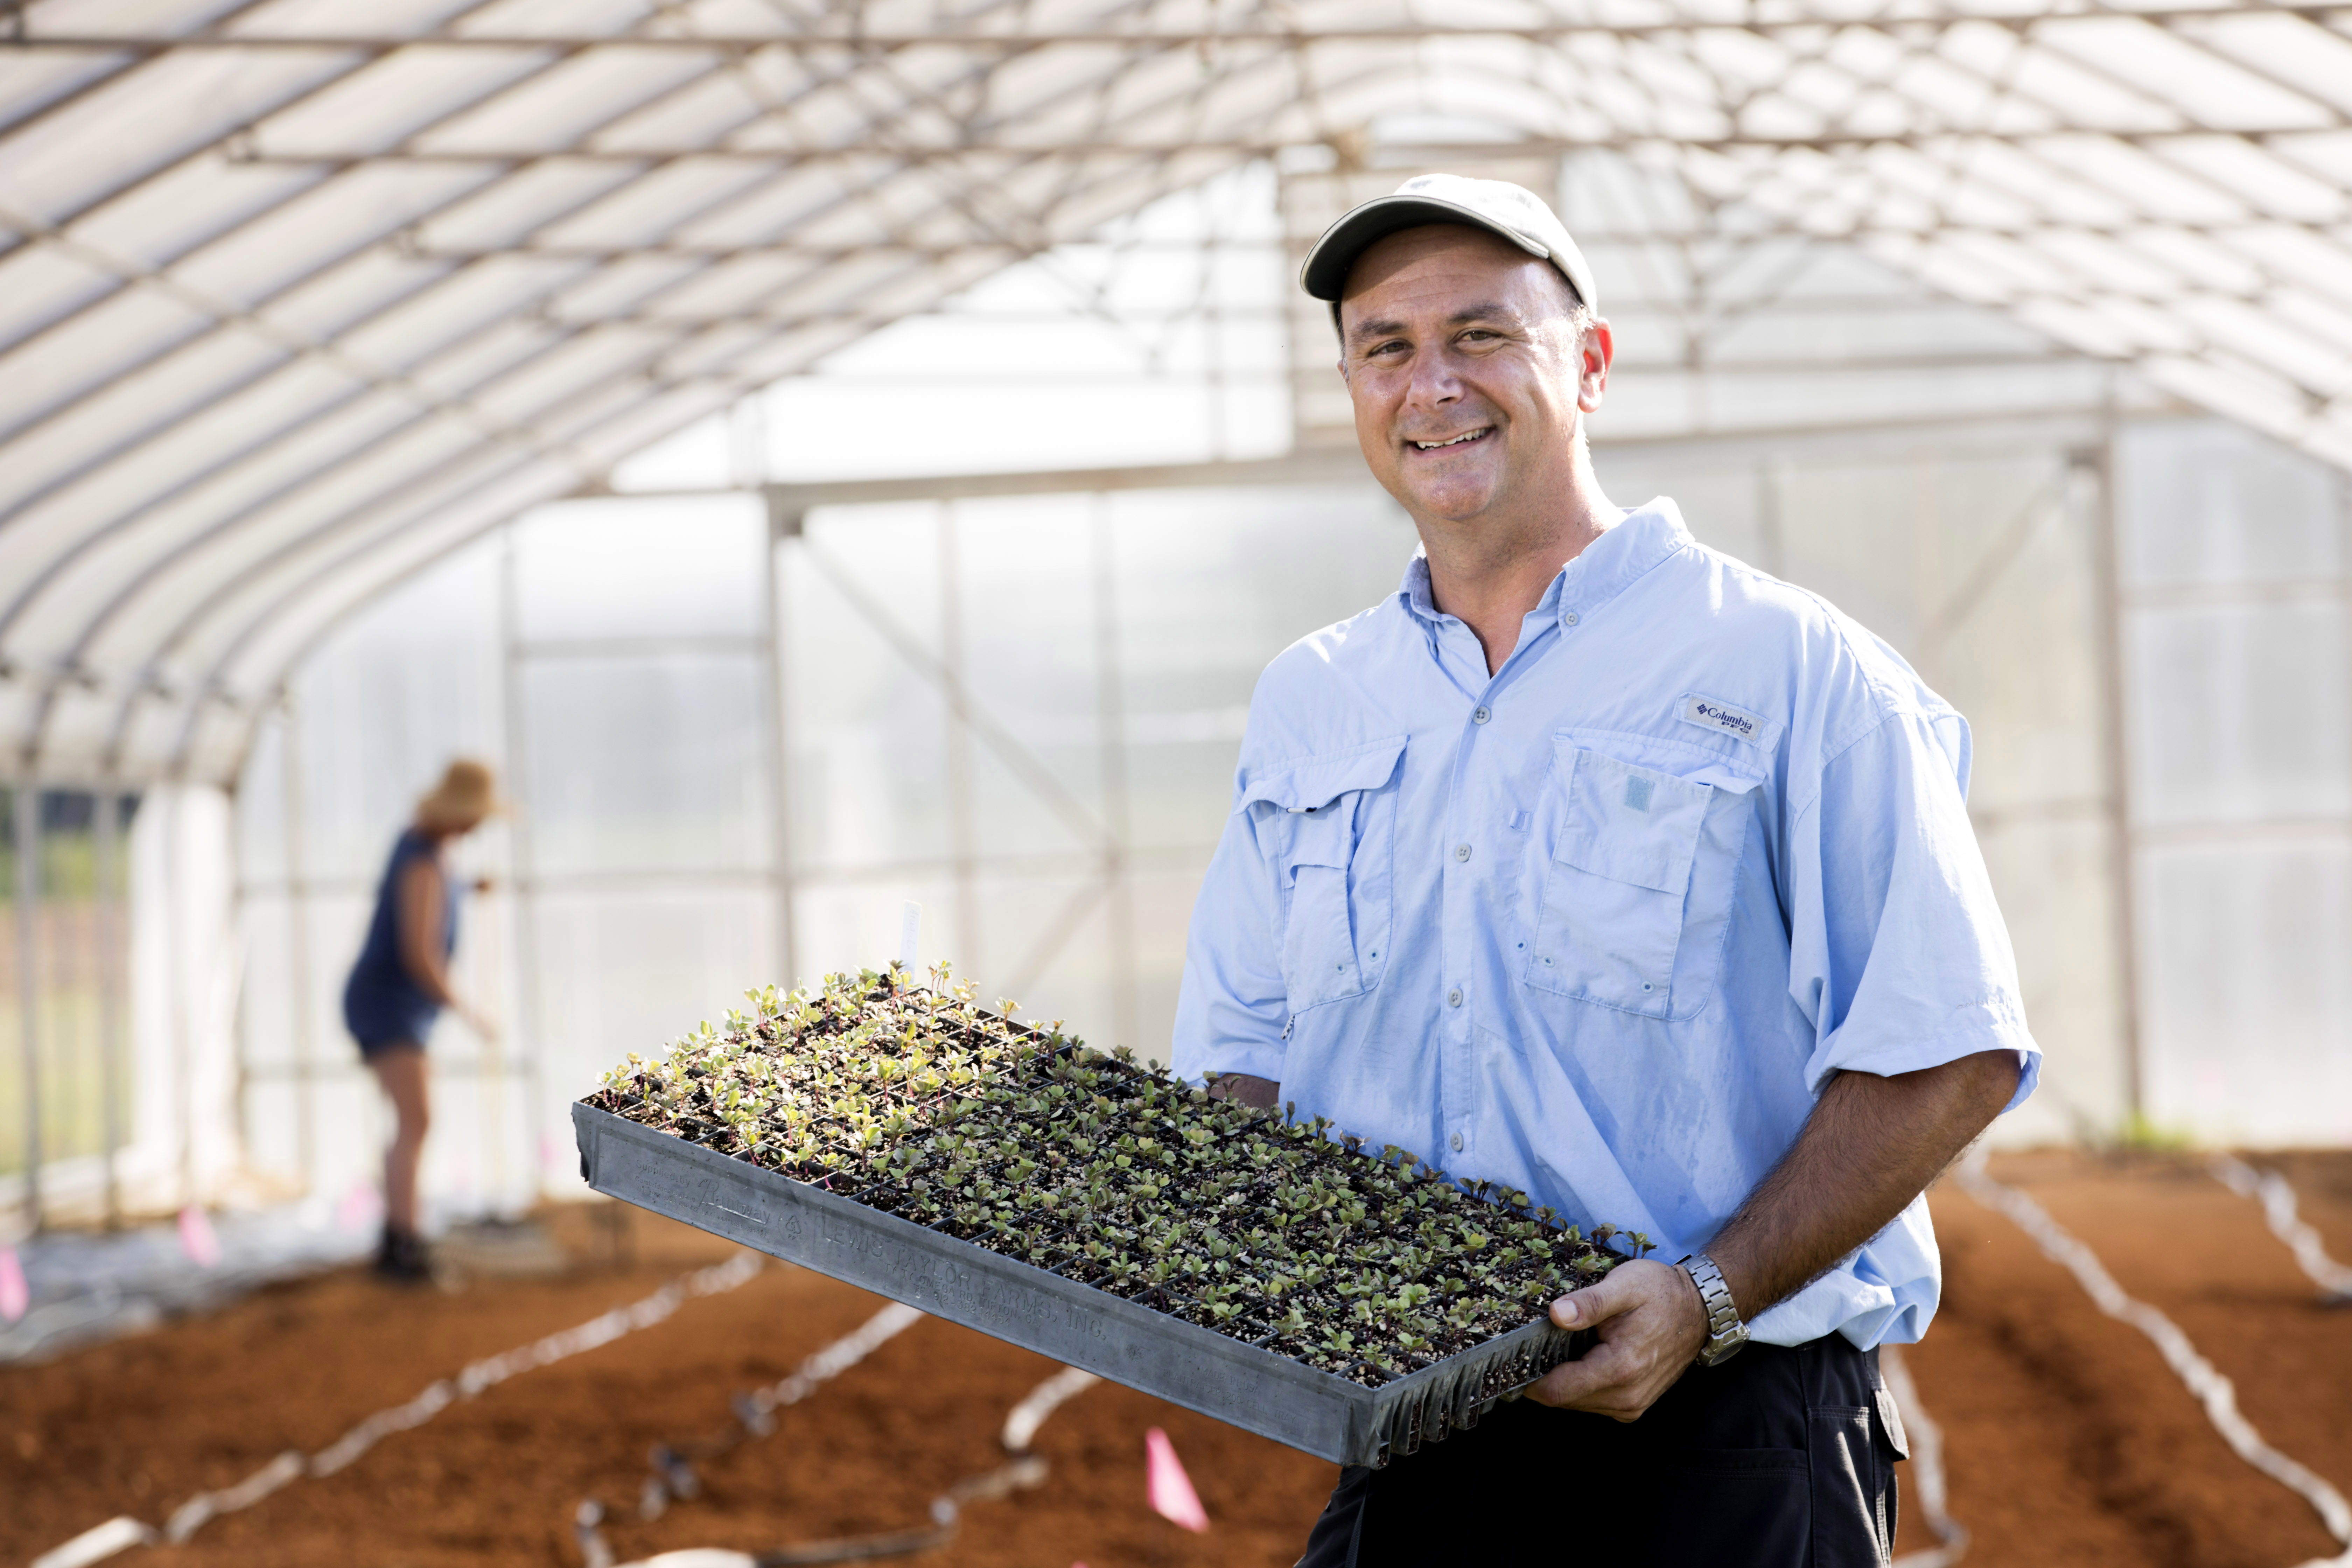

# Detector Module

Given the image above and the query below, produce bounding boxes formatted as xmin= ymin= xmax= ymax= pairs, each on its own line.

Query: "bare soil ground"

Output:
xmin=5 ymin=1150 xmax=2347 ymax=1568
xmin=1899 ymin=1149 xmax=2352 ymax=1568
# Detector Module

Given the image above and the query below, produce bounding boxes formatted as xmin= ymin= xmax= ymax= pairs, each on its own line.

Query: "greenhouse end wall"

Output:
xmin=2120 ymin=421 xmax=2352 ymax=1148
xmin=196 ymin=412 xmax=2345 ymax=1226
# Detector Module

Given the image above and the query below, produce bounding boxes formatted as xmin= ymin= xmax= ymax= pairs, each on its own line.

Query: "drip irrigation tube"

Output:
xmin=597 ymin=1300 xmax=928 ymax=1533
xmin=1959 ymin=1153 xmax=2352 ymax=1568
xmin=29 ymin=1251 xmax=766 ymax=1568
xmin=576 ymin=1339 xmax=1095 ymax=1568
xmin=1883 ymin=1342 xmax=1968 ymax=1568
xmin=2211 ymin=1155 xmax=2352 ymax=1306
xmin=1002 ymin=1366 xmax=1102 ymax=1454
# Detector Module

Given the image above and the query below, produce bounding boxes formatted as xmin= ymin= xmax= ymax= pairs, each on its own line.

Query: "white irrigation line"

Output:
xmin=755 ymin=1301 xmax=926 ymax=1419
xmin=1883 ymin=1342 xmax=1969 ymax=1568
xmin=2212 ymin=1155 xmax=2352 ymax=1305
xmin=30 ymin=1251 xmax=767 ymax=1568
xmin=26 ymin=1519 xmax=154 ymax=1568
xmin=1001 ymin=1365 xmax=1101 ymax=1454
xmin=1958 ymin=1153 xmax=2352 ymax=1568
xmin=584 ymin=1317 xmax=1093 ymax=1568
xmin=624 ymin=1301 xmax=929 ymax=1527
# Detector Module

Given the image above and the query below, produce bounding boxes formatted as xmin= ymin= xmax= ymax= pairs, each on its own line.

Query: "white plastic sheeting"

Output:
xmin=2121 ymin=420 xmax=2352 ymax=1146
xmin=210 ymin=156 xmax=2348 ymax=1220
xmin=5 ymin=8 xmax=2348 ymax=1220
xmin=3 ymin=0 xmax=2351 ymax=790
xmin=126 ymin=785 xmax=243 ymax=1209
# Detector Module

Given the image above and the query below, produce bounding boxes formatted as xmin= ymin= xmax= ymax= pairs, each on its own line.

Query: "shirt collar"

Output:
xmin=1393 ymin=497 xmax=1693 ymax=635
xmin=1398 ymin=551 xmax=1443 ymax=625
xmin=1555 ymin=498 xmax=1692 ymax=631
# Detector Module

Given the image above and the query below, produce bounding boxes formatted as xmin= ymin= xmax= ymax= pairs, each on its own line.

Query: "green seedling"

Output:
xmin=588 ymin=967 xmax=1627 ymax=1381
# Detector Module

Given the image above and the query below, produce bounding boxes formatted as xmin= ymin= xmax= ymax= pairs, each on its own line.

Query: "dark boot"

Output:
xmin=374 ymin=1223 xmax=433 ymax=1282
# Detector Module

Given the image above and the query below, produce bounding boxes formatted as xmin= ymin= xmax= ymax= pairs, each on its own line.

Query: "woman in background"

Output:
xmin=343 ymin=760 xmax=501 ymax=1281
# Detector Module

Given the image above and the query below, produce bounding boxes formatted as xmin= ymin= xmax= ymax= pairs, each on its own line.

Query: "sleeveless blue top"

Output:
xmin=342 ymin=828 xmax=459 ymax=1052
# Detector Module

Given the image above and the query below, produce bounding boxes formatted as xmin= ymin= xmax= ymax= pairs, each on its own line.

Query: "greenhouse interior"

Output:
xmin=4 ymin=4 xmax=2352 ymax=1564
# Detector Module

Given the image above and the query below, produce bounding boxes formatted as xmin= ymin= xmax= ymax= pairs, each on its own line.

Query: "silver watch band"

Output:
xmin=1678 ymin=1252 xmax=1750 ymax=1367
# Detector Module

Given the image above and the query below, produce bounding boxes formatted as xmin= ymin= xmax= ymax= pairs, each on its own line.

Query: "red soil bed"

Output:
xmin=5 ymin=1151 xmax=2347 ymax=1568
xmin=1899 ymin=1149 xmax=2352 ymax=1568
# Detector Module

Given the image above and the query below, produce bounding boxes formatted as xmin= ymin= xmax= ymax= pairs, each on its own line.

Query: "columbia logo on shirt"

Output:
xmin=1681 ymin=694 xmax=1764 ymax=742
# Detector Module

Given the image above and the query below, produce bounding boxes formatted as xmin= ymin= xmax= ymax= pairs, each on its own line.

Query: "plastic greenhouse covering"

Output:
xmin=4 ymin=1 xmax=2352 ymax=1229
xmin=2 ymin=0 xmax=2351 ymax=790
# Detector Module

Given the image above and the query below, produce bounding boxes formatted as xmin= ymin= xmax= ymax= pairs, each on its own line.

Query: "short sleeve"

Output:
xmin=1169 ymin=795 xmax=1291 ymax=1084
xmin=1786 ymin=709 xmax=2040 ymax=1107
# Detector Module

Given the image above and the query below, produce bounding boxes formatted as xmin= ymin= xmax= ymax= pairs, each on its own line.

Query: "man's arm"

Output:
xmin=1170 ymin=779 xmax=1292 ymax=1090
xmin=1525 ymin=1046 xmax=2021 ymax=1420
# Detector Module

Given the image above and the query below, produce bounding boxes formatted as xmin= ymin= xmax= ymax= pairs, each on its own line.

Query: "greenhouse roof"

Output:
xmin=2 ymin=0 xmax=2350 ymax=786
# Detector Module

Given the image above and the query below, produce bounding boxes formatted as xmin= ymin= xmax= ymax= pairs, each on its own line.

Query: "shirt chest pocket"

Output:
xmin=1241 ymin=736 xmax=1407 ymax=1016
xmin=1525 ymin=737 xmax=1760 ymax=1020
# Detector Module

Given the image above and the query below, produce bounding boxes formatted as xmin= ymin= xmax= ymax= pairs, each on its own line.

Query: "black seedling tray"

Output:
xmin=574 ymin=1101 xmax=1588 ymax=1467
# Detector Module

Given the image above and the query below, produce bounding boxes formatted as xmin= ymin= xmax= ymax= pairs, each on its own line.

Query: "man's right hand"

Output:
xmin=1208 ymin=1072 xmax=1281 ymax=1110
xmin=1525 ymin=1258 xmax=1709 ymax=1421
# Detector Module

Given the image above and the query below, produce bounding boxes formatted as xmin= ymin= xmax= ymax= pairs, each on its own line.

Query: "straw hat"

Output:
xmin=415 ymin=759 xmax=506 ymax=833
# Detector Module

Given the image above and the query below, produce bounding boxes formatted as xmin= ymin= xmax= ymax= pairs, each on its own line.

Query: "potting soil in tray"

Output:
xmin=579 ymin=966 xmax=1640 ymax=1387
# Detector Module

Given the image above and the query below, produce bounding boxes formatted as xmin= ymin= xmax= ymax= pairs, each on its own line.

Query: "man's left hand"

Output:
xmin=1522 ymin=1259 xmax=1707 ymax=1421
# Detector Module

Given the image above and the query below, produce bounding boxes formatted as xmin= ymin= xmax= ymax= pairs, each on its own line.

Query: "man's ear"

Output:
xmin=1576 ymin=318 xmax=1615 ymax=412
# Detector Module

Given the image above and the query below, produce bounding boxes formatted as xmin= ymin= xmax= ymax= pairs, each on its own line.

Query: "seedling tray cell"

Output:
xmin=574 ymin=1101 xmax=1588 ymax=1467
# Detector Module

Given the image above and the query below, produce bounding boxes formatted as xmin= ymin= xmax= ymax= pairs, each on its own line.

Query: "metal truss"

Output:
xmin=1 ymin=0 xmax=2349 ymax=788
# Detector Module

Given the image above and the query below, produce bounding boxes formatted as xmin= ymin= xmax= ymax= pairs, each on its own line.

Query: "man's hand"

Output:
xmin=1207 ymin=1072 xmax=1280 ymax=1110
xmin=1522 ymin=1049 xmax=2022 ymax=1423
xmin=1523 ymin=1259 xmax=1707 ymax=1420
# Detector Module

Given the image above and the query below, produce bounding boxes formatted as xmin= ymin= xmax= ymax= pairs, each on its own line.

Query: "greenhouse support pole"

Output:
xmin=12 ymin=781 xmax=42 ymax=1231
xmin=163 ymin=791 xmax=195 ymax=1209
xmin=941 ymin=502 xmax=980 ymax=977
xmin=1755 ymin=457 xmax=1788 ymax=581
xmin=763 ymin=514 xmax=797 ymax=991
xmin=498 ymin=523 xmax=548 ymax=1200
xmin=2086 ymin=432 xmax=2145 ymax=1122
xmin=279 ymin=702 xmax=320 ymax=1192
xmin=1091 ymin=495 xmax=1139 ymax=1052
xmin=1204 ymin=195 xmax=1228 ymax=462
xmin=94 ymin=785 xmax=124 ymax=1227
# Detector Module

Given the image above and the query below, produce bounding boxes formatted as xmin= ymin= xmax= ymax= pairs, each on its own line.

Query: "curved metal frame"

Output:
xmin=2 ymin=1 xmax=2350 ymax=788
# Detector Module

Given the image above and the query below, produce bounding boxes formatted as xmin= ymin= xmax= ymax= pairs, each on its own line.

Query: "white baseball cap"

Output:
xmin=1301 ymin=173 xmax=1598 ymax=327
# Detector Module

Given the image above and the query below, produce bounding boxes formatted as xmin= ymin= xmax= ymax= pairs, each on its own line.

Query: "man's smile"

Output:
xmin=1408 ymin=426 xmax=1494 ymax=451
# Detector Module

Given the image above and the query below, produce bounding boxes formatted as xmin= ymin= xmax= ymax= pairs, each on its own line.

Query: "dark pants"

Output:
xmin=1296 ymin=1337 xmax=1908 ymax=1568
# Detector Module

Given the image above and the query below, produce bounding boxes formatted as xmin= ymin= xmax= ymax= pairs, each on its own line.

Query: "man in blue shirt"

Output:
xmin=1171 ymin=175 xmax=2038 ymax=1566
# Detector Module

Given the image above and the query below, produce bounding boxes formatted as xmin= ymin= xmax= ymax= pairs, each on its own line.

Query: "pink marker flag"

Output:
xmin=335 ymin=1182 xmax=381 ymax=1233
xmin=177 ymin=1205 xmax=221 ymax=1269
xmin=1144 ymin=1427 xmax=1209 ymax=1533
xmin=0 ymin=1243 xmax=27 ymax=1323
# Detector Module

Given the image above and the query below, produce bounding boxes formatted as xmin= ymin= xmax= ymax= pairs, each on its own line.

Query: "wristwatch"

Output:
xmin=1678 ymin=1253 xmax=1750 ymax=1367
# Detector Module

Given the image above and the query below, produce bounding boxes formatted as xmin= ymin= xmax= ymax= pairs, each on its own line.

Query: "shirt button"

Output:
xmin=1563 ymin=611 xmax=1581 ymax=626
xmin=1450 ymin=1132 xmax=1464 ymax=1152
xmin=1447 ymin=987 xmax=1463 ymax=1008
xmin=1472 ymin=705 xmax=1491 ymax=724
xmin=1453 ymin=843 xmax=1472 ymax=862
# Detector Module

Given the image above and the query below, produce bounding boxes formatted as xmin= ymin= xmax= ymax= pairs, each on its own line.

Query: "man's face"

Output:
xmin=1337 ymin=225 xmax=1611 ymax=528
